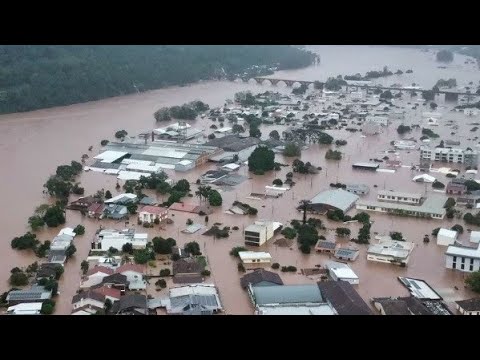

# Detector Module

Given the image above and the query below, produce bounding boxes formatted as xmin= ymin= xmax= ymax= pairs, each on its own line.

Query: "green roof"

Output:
xmin=252 ymin=284 xmax=323 ymax=306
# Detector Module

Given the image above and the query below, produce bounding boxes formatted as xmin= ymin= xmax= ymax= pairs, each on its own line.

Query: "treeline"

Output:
xmin=0 ymin=45 xmax=316 ymax=114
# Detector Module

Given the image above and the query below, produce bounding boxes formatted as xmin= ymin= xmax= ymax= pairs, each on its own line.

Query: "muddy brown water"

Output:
xmin=1 ymin=46 xmax=479 ymax=314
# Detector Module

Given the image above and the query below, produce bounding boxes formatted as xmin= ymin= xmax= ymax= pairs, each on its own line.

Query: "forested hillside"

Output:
xmin=0 ymin=45 xmax=316 ymax=114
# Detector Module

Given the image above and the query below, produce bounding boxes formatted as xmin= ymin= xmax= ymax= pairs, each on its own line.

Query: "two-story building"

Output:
xmin=420 ymin=145 xmax=478 ymax=166
xmin=445 ymin=243 xmax=480 ymax=272
xmin=244 ymin=221 xmax=275 ymax=247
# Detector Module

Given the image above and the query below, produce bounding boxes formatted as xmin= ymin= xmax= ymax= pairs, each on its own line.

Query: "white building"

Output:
xmin=367 ymin=239 xmax=415 ymax=266
xmin=365 ymin=115 xmax=388 ymax=126
xmin=437 ymin=228 xmax=458 ymax=246
xmin=92 ymin=229 xmax=148 ymax=251
xmin=244 ymin=221 xmax=275 ymax=246
xmin=138 ymin=205 xmax=168 ymax=224
xmin=238 ymin=251 xmax=272 ymax=265
xmin=470 ymin=231 xmax=480 ymax=244
xmin=393 ymin=140 xmax=416 ymax=150
xmin=326 ymin=262 xmax=359 ymax=285
xmin=6 ymin=303 xmax=42 ymax=315
xmin=377 ymin=190 xmax=422 ymax=205
xmin=445 ymin=243 xmax=480 ymax=272
xmin=420 ymin=145 xmax=478 ymax=166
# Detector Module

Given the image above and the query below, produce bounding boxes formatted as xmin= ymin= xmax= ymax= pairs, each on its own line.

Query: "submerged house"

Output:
xmin=103 ymin=204 xmax=129 ymax=220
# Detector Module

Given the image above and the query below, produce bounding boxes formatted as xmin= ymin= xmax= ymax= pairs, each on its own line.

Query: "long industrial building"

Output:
xmin=89 ymin=141 xmax=222 ymax=173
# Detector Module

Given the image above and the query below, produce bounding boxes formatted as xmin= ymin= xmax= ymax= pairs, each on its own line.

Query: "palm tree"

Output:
xmin=298 ymin=200 xmax=311 ymax=225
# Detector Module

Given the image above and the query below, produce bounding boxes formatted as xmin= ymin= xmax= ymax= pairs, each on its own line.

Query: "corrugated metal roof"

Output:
xmin=252 ymin=285 xmax=323 ymax=306
xmin=310 ymin=189 xmax=359 ymax=212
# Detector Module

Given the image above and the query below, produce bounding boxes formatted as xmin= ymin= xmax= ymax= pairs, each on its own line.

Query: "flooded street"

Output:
xmin=1 ymin=45 xmax=479 ymax=314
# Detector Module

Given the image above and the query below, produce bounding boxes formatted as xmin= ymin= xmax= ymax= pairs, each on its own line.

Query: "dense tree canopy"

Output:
xmin=0 ymin=45 xmax=315 ymax=114
xmin=248 ymin=146 xmax=275 ymax=174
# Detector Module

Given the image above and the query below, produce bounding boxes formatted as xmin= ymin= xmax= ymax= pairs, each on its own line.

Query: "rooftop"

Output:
xmin=240 ymin=269 xmax=284 ymax=289
xmin=251 ymin=284 xmax=323 ymax=306
xmin=238 ymin=251 xmax=272 ymax=261
xmin=358 ymin=193 xmax=447 ymax=216
xmin=446 ymin=243 xmax=480 ymax=259
xmin=310 ymin=189 xmax=359 ymax=213
xmin=256 ymin=304 xmax=336 ymax=315
xmin=438 ymin=228 xmax=458 ymax=239
xmin=368 ymin=239 xmax=415 ymax=259
xmin=378 ymin=190 xmax=423 ymax=199
xmin=317 ymin=280 xmax=372 ymax=315
xmin=373 ymin=297 xmax=432 ymax=315
xmin=398 ymin=277 xmax=442 ymax=300
xmin=456 ymin=298 xmax=480 ymax=312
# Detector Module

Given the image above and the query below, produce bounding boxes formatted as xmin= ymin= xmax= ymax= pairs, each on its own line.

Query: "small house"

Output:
xmin=240 ymin=269 xmax=283 ymax=289
xmin=471 ymin=231 xmax=480 ymax=244
xmin=6 ymin=302 xmax=43 ymax=315
xmin=101 ymin=273 xmax=129 ymax=293
xmin=115 ymin=264 xmax=147 ymax=291
xmin=104 ymin=193 xmax=137 ymax=205
xmin=238 ymin=251 xmax=272 ymax=266
xmin=456 ymin=298 xmax=480 ymax=315
xmin=72 ymin=291 xmax=106 ymax=310
xmin=345 ymin=184 xmax=370 ymax=196
xmin=103 ymin=204 xmax=129 ymax=220
xmin=48 ymin=250 xmax=67 ymax=265
xmin=326 ymin=262 xmax=359 ymax=285
xmin=138 ymin=205 xmax=168 ymax=224
xmin=334 ymin=247 xmax=360 ymax=262
xmin=315 ymin=240 xmax=337 ymax=254
xmin=111 ymin=294 xmax=148 ymax=315
xmin=437 ymin=228 xmax=458 ymax=247
xmin=68 ymin=196 xmax=98 ymax=211
xmin=90 ymin=285 xmax=122 ymax=303
xmin=446 ymin=182 xmax=467 ymax=196
xmin=87 ymin=203 xmax=105 ymax=218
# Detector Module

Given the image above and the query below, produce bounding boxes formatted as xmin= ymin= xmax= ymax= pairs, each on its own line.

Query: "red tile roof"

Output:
xmin=168 ymin=202 xmax=198 ymax=213
xmin=91 ymin=285 xmax=122 ymax=300
xmin=88 ymin=203 xmax=104 ymax=213
xmin=115 ymin=263 xmax=145 ymax=274
xmin=86 ymin=266 xmax=115 ymax=277
xmin=140 ymin=205 xmax=168 ymax=215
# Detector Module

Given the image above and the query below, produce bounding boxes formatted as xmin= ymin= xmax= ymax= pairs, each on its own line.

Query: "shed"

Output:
xmin=471 ymin=231 xmax=480 ymax=244
xmin=437 ymin=228 xmax=458 ymax=246
xmin=326 ymin=262 xmax=359 ymax=285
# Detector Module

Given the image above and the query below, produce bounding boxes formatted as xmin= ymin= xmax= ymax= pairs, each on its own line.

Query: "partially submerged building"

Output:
xmin=238 ymin=251 xmax=272 ymax=266
xmin=165 ymin=284 xmax=223 ymax=315
xmin=372 ymin=296 xmax=433 ymax=315
xmin=345 ymin=184 xmax=370 ymax=196
xmin=436 ymin=228 xmax=458 ymax=246
xmin=445 ymin=243 xmax=480 ymax=272
xmin=91 ymin=228 xmax=148 ymax=252
xmin=420 ymin=145 xmax=478 ymax=166
xmin=244 ymin=220 xmax=277 ymax=246
xmin=455 ymin=298 xmax=480 ymax=315
xmin=356 ymin=192 xmax=447 ymax=220
xmin=325 ymin=262 xmax=359 ymax=285
xmin=367 ymin=238 xmax=415 ymax=266
xmin=317 ymin=280 xmax=372 ymax=315
xmin=240 ymin=269 xmax=283 ymax=289
xmin=306 ymin=189 xmax=359 ymax=214
xmin=6 ymin=286 xmax=52 ymax=305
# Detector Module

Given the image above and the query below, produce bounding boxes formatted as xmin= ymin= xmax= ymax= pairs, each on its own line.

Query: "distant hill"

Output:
xmin=0 ymin=45 xmax=316 ymax=114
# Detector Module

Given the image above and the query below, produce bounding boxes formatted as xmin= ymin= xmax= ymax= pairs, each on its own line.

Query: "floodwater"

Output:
xmin=1 ymin=45 xmax=479 ymax=315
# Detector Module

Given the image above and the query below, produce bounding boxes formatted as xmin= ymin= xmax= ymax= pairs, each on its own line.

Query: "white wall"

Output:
xmin=72 ymin=298 xmax=104 ymax=310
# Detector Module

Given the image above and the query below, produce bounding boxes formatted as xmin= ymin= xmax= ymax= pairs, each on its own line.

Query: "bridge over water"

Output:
xmin=233 ymin=77 xmax=477 ymax=101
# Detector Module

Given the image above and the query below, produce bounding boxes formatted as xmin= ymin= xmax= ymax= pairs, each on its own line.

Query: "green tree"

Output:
xmin=41 ymin=300 xmax=56 ymax=315
xmin=283 ymin=142 xmax=301 ymax=157
xmin=249 ymin=125 xmax=262 ymax=138
xmin=156 ymin=181 xmax=172 ymax=194
xmin=122 ymin=242 xmax=134 ymax=254
xmin=444 ymin=198 xmax=456 ymax=209
xmin=269 ymin=130 xmax=280 ymax=140
xmin=115 ymin=130 xmax=128 ymax=139
xmin=134 ymin=249 xmax=151 ymax=264
xmin=232 ymin=124 xmax=245 ymax=133
xmin=230 ymin=246 xmax=248 ymax=257
xmin=466 ymin=271 xmax=480 ymax=293
xmin=74 ymin=224 xmax=85 ymax=235
xmin=11 ymin=232 xmax=39 ymax=250
xmin=28 ymin=215 xmax=45 ymax=231
xmin=9 ymin=271 xmax=28 ymax=286
xmin=451 ymin=224 xmax=464 ymax=234
xmin=43 ymin=206 xmax=66 ymax=227
xmin=208 ymin=190 xmax=223 ymax=206
xmin=65 ymin=244 xmax=76 ymax=258
xmin=104 ymin=298 xmax=113 ymax=313
xmin=185 ymin=241 xmax=201 ymax=256
xmin=173 ymin=179 xmax=190 ymax=193
xmin=336 ymin=227 xmax=351 ymax=237
xmin=81 ymin=260 xmax=89 ymax=275
xmin=281 ymin=227 xmax=297 ymax=239
xmin=159 ymin=268 xmax=171 ymax=277
xmin=126 ymin=203 xmax=138 ymax=214
xmin=155 ymin=279 xmax=167 ymax=288
xmin=273 ymin=179 xmax=283 ymax=186
xmin=152 ymin=237 xmax=176 ymax=254
xmin=248 ymin=146 xmax=275 ymax=173
xmin=167 ymin=190 xmax=185 ymax=205
xmin=105 ymin=190 xmax=112 ymax=199
xmin=390 ymin=232 xmax=404 ymax=241
xmin=397 ymin=125 xmax=411 ymax=135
